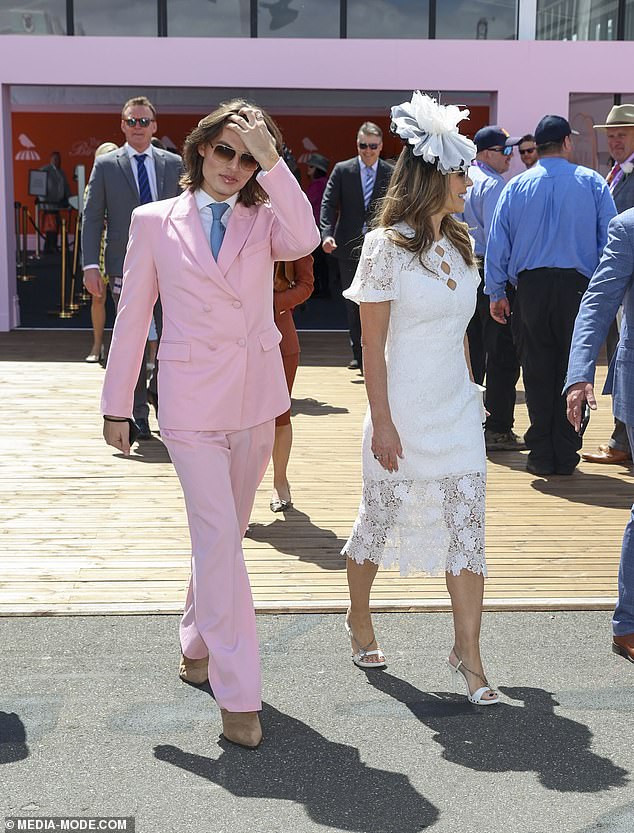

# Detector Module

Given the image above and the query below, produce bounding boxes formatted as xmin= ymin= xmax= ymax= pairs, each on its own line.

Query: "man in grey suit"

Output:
xmin=583 ymin=104 xmax=634 ymax=465
xmin=566 ymin=207 xmax=634 ymax=662
xmin=320 ymin=122 xmax=392 ymax=371
xmin=82 ymin=95 xmax=183 ymax=438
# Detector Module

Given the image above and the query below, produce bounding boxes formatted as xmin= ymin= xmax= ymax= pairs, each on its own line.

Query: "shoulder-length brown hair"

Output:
xmin=377 ymin=145 xmax=475 ymax=268
xmin=180 ymin=99 xmax=283 ymax=207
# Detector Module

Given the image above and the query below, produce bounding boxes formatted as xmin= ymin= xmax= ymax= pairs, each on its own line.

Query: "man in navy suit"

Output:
xmin=320 ymin=122 xmax=392 ymax=372
xmin=566 ymin=208 xmax=634 ymax=662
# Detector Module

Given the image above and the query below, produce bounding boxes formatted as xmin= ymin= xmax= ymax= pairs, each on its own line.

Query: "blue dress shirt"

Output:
xmin=484 ymin=158 xmax=616 ymax=302
xmin=462 ymin=161 xmax=506 ymax=257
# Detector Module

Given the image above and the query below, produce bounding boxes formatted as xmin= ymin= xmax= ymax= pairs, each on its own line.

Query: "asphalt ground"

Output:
xmin=1 ymin=612 xmax=633 ymax=833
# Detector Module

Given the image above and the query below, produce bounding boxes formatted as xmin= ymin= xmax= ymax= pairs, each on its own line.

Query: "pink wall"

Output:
xmin=2 ymin=35 xmax=634 ymax=329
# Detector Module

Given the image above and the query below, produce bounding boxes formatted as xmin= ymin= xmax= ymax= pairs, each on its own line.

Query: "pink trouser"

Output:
xmin=161 ymin=421 xmax=275 ymax=712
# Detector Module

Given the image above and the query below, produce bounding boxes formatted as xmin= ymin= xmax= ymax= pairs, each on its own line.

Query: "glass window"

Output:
xmin=569 ymin=93 xmax=616 ymax=172
xmin=258 ymin=0 xmax=339 ymax=37
xmin=168 ymin=0 xmax=251 ymax=37
xmin=537 ymin=0 xmax=619 ymax=40
xmin=348 ymin=0 xmax=429 ymax=38
xmin=436 ymin=0 xmax=517 ymax=39
xmin=0 ymin=0 xmax=65 ymax=34
xmin=74 ymin=0 xmax=157 ymax=36
xmin=626 ymin=0 xmax=634 ymax=39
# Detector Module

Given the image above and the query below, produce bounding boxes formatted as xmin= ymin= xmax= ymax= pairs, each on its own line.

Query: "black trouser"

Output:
xmin=606 ymin=319 xmax=631 ymax=454
xmin=512 ymin=268 xmax=588 ymax=471
xmin=339 ymin=257 xmax=362 ymax=366
xmin=112 ymin=286 xmax=162 ymax=422
xmin=466 ymin=270 xmax=521 ymax=433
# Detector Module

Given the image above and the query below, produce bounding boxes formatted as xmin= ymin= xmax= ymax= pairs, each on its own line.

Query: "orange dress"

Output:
xmin=273 ymin=255 xmax=315 ymax=426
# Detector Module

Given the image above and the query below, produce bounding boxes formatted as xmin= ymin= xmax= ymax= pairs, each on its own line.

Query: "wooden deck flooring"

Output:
xmin=0 ymin=329 xmax=629 ymax=615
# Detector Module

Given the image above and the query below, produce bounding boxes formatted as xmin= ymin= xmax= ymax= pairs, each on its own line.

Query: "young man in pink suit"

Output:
xmin=100 ymin=101 xmax=320 ymax=748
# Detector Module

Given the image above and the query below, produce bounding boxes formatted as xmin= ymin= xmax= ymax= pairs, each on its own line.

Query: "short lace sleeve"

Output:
xmin=342 ymin=229 xmax=401 ymax=305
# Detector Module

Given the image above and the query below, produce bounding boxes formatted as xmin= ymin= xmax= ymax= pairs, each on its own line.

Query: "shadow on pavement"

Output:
xmin=0 ymin=712 xmax=29 ymax=763
xmin=247 ymin=508 xmax=346 ymax=570
xmin=364 ymin=672 xmax=629 ymax=793
xmin=154 ymin=703 xmax=438 ymax=832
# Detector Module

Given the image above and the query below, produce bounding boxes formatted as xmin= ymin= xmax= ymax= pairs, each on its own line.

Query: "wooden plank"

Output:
xmin=0 ymin=329 xmax=629 ymax=615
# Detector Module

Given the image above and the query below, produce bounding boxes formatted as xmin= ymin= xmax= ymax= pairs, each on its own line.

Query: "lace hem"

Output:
xmin=341 ymin=472 xmax=486 ymax=577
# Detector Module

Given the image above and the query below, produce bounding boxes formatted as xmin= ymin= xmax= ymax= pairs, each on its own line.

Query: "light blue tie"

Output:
xmin=209 ymin=202 xmax=229 ymax=260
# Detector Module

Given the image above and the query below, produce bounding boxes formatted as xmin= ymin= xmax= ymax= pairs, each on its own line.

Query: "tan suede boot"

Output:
xmin=178 ymin=654 xmax=208 ymax=685
xmin=220 ymin=709 xmax=263 ymax=749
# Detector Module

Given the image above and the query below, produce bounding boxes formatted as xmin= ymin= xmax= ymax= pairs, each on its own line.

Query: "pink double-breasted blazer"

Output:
xmin=101 ymin=159 xmax=320 ymax=431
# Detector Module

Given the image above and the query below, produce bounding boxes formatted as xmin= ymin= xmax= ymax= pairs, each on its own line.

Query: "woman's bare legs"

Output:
xmin=271 ymin=422 xmax=293 ymax=505
xmin=445 ymin=568 xmax=497 ymax=700
xmin=346 ymin=556 xmax=384 ymax=662
xmin=88 ymin=289 xmax=106 ymax=358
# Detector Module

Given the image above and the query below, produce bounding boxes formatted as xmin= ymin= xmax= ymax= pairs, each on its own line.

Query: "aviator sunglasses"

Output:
xmin=124 ymin=117 xmax=154 ymax=128
xmin=358 ymin=141 xmax=380 ymax=150
xmin=210 ymin=143 xmax=259 ymax=171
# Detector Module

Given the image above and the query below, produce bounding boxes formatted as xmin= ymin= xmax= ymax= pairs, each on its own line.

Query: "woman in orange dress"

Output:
xmin=270 ymin=255 xmax=314 ymax=511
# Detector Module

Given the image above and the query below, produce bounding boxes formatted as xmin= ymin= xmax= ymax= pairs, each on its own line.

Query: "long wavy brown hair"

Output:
xmin=377 ymin=145 xmax=475 ymax=268
xmin=180 ymin=98 xmax=283 ymax=207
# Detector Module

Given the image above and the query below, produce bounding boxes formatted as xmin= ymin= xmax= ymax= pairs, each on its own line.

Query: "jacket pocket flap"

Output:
xmin=258 ymin=325 xmax=282 ymax=352
xmin=157 ymin=341 xmax=191 ymax=362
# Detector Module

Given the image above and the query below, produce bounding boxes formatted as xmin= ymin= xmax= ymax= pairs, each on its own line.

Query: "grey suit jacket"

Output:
xmin=612 ymin=170 xmax=634 ymax=214
xmin=82 ymin=146 xmax=183 ymax=276
xmin=565 ymin=207 xmax=634 ymax=425
xmin=320 ymin=157 xmax=392 ymax=262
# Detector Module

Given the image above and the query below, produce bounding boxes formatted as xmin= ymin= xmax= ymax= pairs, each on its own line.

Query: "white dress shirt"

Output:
xmin=195 ymin=190 xmax=239 ymax=248
xmin=125 ymin=142 xmax=158 ymax=202
xmin=358 ymin=156 xmax=378 ymax=192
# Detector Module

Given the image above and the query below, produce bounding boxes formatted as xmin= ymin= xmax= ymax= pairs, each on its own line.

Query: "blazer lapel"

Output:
xmin=351 ymin=159 xmax=365 ymax=213
xmin=168 ymin=191 xmax=236 ymax=294
xmin=116 ymin=149 xmax=140 ymax=202
xmin=153 ymin=149 xmax=167 ymax=198
xmin=217 ymin=202 xmax=258 ymax=276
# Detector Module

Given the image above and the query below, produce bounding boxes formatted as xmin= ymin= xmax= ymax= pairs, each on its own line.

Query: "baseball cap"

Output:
xmin=474 ymin=125 xmax=521 ymax=153
xmin=534 ymin=115 xmax=579 ymax=145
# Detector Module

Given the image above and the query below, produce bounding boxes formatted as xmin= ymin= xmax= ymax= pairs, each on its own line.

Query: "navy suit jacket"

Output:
xmin=319 ymin=157 xmax=392 ymax=262
xmin=565 ymin=208 xmax=634 ymax=425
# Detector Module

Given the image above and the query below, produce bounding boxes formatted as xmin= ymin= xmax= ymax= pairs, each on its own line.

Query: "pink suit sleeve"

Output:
xmin=258 ymin=159 xmax=321 ymax=261
xmin=100 ymin=210 xmax=159 ymax=417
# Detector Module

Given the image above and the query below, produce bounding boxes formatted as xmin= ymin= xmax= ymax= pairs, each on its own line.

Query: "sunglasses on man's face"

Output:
xmin=124 ymin=117 xmax=154 ymax=128
xmin=358 ymin=142 xmax=380 ymax=150
xmin=488 ymin=146 xmax=513 ymax=156
xmin=519 ymin=147 xmax=537 ymax=155
xmin=211 ymin=143 xmax=259 ymax=172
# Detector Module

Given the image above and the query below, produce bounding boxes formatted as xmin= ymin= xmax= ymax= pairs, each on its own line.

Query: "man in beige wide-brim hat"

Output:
xmin=583 ymin=104 xmax=634 ymax=466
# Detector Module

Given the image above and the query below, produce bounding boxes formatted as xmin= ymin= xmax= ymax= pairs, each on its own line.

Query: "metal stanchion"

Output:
xmin=48 ymin=217 xmax=74 ymax=318
xmin=67 ymin=212 xmax=80 ymax=311
xmin=33 ymin=203 xmax=41 ymax=260
xmin=14 ymin=202 xmax=21 ymax=267
xmin=19 ymin=206 xmax=34 ymax=282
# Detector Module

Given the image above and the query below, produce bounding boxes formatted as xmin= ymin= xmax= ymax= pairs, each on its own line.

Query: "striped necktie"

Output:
xmin=134 ymin=154 xmax=152 ymax=204
xmin=210 ymin=202 xmax=229 ymax=260
xmin=362 ymin=164 xmax=375 ymax=209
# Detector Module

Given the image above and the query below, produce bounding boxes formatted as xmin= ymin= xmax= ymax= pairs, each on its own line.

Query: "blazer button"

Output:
xmin=232 ymin=300 xmax=242 ymax=309
xmin=203 ymin=304 xmax=212 ymax=312
xmin=237 ymin=338 xmax=246 ymax=347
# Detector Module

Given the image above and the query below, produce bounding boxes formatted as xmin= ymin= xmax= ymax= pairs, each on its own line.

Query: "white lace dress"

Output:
xmin=341 ymin=225 xmax=487 ymax=577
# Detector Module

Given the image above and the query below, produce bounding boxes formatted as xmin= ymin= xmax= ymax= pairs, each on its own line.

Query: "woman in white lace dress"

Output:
xmin=342 ymin=93 xmax=499 ymax=705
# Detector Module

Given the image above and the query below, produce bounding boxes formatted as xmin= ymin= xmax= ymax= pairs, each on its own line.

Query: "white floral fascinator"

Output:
xmin=390 ymin=91 xmax=476 ymax=174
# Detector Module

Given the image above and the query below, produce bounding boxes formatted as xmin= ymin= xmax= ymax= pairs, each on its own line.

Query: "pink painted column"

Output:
xmin=0 ymin=83 xmax=18 ymax=330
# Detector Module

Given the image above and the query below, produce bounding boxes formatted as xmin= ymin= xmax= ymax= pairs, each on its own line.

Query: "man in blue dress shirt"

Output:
xmin=464 ymin=125 xmax=523 ymax=452
xmin=485 ymin=115 xmax=616 ymax=475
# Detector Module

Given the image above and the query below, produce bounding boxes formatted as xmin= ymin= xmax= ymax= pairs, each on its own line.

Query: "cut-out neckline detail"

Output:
xmin=433 ymin=241 xmax=455 ymax=290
